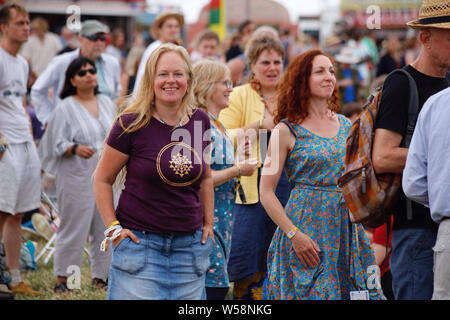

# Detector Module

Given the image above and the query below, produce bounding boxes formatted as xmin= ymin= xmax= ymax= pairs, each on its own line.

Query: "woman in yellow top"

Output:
xmin=218 ymin=31 xmax=291 ymax=300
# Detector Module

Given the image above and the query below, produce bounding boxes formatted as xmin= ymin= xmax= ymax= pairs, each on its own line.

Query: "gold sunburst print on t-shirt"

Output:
xmin=169 ymin=153 xmax=193 ymax=177
xmin=156 ymin=142 xmax=203 ymax=187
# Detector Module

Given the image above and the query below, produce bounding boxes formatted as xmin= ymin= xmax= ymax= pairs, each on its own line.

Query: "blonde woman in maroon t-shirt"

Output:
xmin=94 ymin=43 xmax=214 ymax=300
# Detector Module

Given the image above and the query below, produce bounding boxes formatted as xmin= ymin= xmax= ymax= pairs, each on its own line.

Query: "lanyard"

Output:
xmin=208 ymin=113 xmax=247 ymax=203
xmin=208 ymin=112 xmax=231 ymax=142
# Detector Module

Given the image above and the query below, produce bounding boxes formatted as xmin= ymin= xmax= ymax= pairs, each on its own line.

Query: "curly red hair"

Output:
xmin=274 ymin=49 xmax=340 ymax=124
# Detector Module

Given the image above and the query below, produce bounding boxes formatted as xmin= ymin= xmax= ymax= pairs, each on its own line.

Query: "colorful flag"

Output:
xmin=209 ymin=0 xmax=226 ymax=40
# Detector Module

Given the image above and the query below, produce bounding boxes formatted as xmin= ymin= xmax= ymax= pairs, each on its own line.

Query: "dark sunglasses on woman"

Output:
xmin=77 ymin=68 xmax=97 ymax=77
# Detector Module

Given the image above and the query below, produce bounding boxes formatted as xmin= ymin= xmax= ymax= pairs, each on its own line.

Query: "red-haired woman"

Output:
xmin=260 ymin=50 xmax=384 ymax=300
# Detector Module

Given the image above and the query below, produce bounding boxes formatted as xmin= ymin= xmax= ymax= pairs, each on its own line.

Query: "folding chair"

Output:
xmin=35 ymin=191 xmax=90 ymax=265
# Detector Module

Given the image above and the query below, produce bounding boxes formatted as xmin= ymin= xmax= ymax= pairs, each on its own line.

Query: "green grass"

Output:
xmin=15 ymin=239 xmax=107 ymax=300
xmin=16 ymin=238 xmax=234 ymax=300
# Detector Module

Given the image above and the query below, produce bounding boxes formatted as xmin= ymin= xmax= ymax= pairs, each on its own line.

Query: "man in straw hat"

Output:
xmin=133 ymin=11 xmax=184 ymax=95
xmin=371 ymin=0 xmax=450 ymax=300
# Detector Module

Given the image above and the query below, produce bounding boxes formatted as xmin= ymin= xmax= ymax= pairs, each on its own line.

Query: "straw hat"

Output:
xmin=334 ymin=46 xmax=360 ymax=64
xmin=150 ymin=11 xmax=184 ymax=40
xmin=407 ymin=0 xmax=450 ymax=29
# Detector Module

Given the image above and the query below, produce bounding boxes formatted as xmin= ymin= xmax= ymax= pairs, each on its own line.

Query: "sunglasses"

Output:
xmin=77 ymin=68 xmax=97 ymax=77
xmin=84 ymin=34 xmax=106 ymax=42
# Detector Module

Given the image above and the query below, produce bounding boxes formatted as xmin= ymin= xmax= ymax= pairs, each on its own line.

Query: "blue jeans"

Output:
xmin=107 ymin=228 xmax=213 ymax=300
xmin=390 ymin=228 xmax=437 ymax=300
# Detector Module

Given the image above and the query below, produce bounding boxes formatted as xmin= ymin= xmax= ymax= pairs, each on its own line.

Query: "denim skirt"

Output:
xmin=107 ymin=228 xmax=213 ymax=300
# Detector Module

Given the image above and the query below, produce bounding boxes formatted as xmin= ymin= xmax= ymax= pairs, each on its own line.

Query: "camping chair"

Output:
xmin=35 ymin=191 xmax=91 ymax=265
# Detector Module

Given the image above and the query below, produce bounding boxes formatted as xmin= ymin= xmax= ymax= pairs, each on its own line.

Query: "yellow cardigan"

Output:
xmin=218 ymin=83 xmax=265 ymax=205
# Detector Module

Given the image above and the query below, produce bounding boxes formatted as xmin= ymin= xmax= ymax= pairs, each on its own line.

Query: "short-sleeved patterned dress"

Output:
xmin=264 ymin=114 xmax=385 ymax=300
xmin=205 ymin=118 xmax=236 ymax=289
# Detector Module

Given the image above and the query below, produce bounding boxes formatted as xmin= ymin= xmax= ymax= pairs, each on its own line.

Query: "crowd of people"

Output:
xmin=0 ymin=0 xmax=449 ymax=300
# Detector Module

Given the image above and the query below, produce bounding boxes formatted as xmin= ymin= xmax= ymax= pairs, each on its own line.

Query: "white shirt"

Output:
xmin=30 ymin=48 xmax=121 ymax=125
xmin=20 ymin=32 xmax=63 ymax=76
xmin=0 ymin=47 xmax=33 ymax=144
xmin=132 ymin=40 xmax=162 ymax=95
xmin=403 ymin=87 xmax=450 ymax=223
xmin=105 ymin=45 xmax=122 ymax=65
xmin=38 ymin=94 xmax=117 ymax=176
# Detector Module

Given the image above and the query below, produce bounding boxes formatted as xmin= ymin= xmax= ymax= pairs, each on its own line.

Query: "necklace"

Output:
xmin=263 ymin=95 xmax=277 ymax=116
xmin=250 ymin=78 xmax=276 ymax=116
xmin=156 ymin=112 xmax=184 ymax=128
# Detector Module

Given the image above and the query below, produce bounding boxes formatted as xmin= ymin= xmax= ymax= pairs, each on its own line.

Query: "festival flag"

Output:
xmin=209 ymin=0 xmax=226 ymax=40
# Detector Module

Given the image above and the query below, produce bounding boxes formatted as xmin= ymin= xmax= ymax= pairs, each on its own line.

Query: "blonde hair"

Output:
xmin=111 ymin=44 xmax=194 ymax=189
xmin=192 ymin=59 xmax=230 ymax=111
xmin=117 ymin=43 xmax=195 ymax=133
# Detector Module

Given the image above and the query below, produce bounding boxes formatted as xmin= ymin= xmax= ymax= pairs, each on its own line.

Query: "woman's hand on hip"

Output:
xmin=291 ymin=231 xmax=321 ymax=268
xmin=201 ymin=224 xmax=214 ymax=245
xmin=112 ymin=228 xmax=140 ymax=248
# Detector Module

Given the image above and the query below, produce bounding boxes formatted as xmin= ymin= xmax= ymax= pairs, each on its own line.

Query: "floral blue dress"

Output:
xmin=205 ymin=119 xmax=236 ymax=288
xmin=264 ymin=114 xmax=385 ymax=300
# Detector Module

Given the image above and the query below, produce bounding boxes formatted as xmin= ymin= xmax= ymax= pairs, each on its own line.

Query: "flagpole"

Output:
xmin=223 ymin=0 xmax=227 ymax=39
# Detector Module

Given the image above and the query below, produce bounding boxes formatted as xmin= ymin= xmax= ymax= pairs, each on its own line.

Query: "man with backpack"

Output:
xmin=371 ymin=0 xmax=450 ymax=300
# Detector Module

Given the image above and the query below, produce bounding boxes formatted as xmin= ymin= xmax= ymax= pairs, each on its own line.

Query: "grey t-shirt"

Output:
xmin=0 ymin=47 xmax=32 ymax=144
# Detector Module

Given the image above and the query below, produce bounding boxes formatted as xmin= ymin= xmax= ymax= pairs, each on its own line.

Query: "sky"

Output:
xmin=150 ymin=0 xmax=342 ymax=24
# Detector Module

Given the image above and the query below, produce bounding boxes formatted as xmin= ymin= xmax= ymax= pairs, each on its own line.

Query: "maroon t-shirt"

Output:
xmin=107 ymin=108 xmax=211 ymax=234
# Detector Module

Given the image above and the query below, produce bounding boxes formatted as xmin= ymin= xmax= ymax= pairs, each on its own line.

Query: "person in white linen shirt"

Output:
xmin=132 ymin=11 xmax=183 ymax=95
xmin=38 ymin=57 xmax=117 ymax=293
xmin=402 ymin=86 xmax=450 ymax=300
xmin=31 ymin=20 xmax=121 ymax=126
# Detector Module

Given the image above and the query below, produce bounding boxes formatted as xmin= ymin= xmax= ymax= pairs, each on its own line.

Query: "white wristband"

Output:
xmin=104 ymin=224 xmax=122 ymax=237
xmin=100 ymin=225 xmax=123 ymax=252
